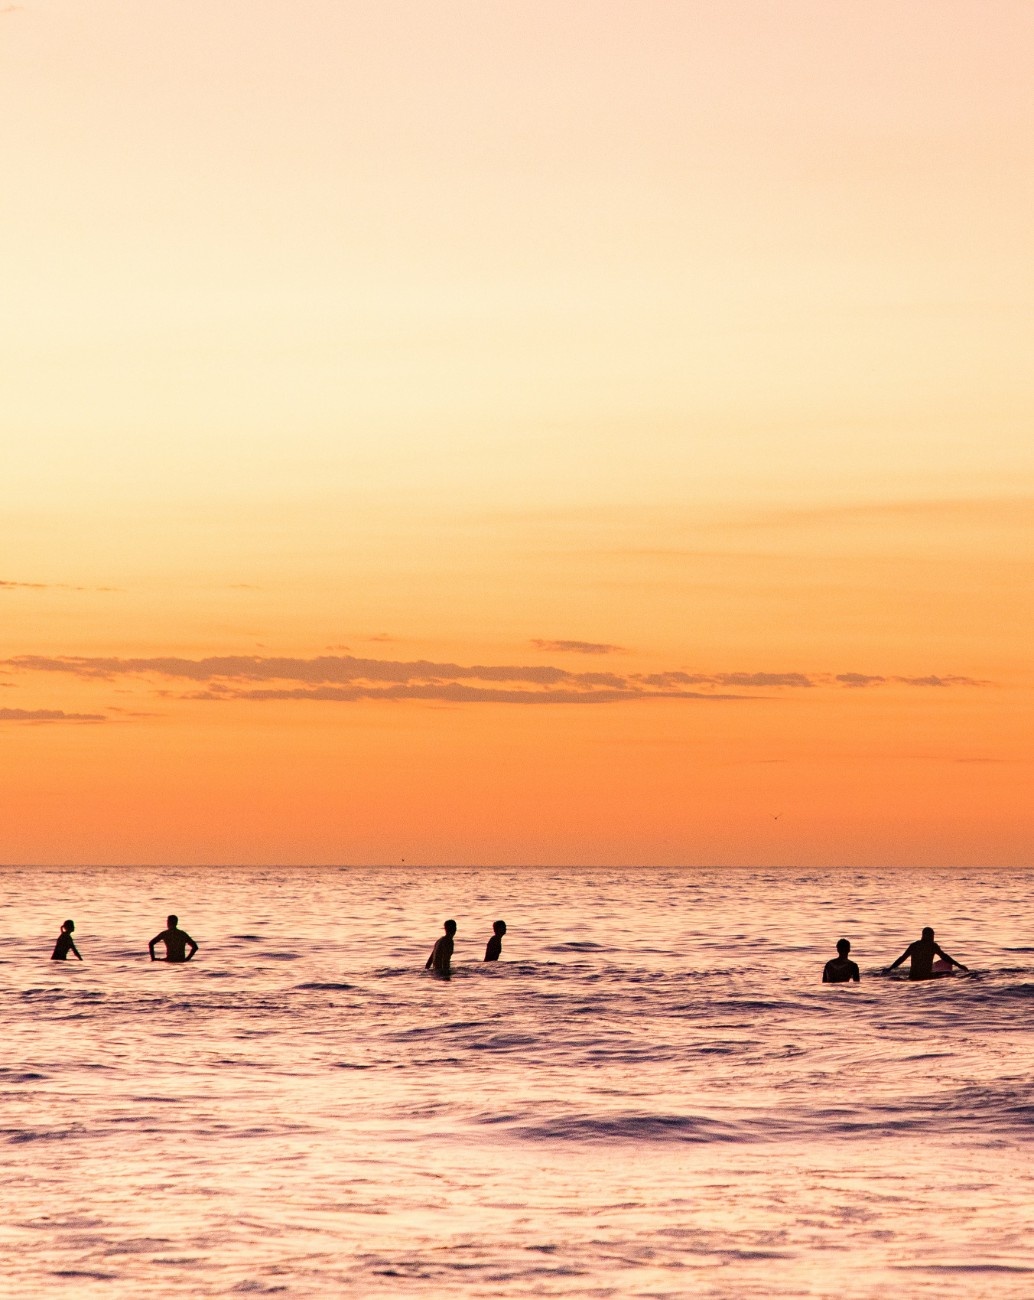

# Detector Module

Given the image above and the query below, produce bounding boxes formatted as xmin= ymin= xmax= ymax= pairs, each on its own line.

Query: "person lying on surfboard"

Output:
xmin=425 ymin=919 xmax=457 ymax=977
xmin=885 ymin=926 xmax=967 ymax=980
xmin=822 ymin=937 xmax=859 ymax=983
xmin=148 ymin=914 xmax=198 ymax=963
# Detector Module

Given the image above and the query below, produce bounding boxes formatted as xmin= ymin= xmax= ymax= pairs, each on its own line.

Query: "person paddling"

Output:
xmin=51 ymin=919 xmax=83 ymax=962
xmin=885 ymin=926 xmax=967 ymax=980
xmin=149 ymin=914 xmax=198 ymax=963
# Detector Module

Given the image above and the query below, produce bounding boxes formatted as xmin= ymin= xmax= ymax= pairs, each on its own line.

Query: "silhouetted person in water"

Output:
xmin=51 ymin=919 xmax=82 ymax=962
xmin=426 ymin=919 xmax=456 ymax=977
xmin=886 ymin=926 xmax=967 ymax=980
xmin=822 ymin=937 xmax=859 ymax=983
xmin=149 ymin=914 xmax=198 ymax=963
xmin=484 ymin=919 xmax=506 ymax=962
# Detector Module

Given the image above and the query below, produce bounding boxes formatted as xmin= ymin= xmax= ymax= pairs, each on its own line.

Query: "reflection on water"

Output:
xmin=1 ymin=865 xmax=1032 ymax=1296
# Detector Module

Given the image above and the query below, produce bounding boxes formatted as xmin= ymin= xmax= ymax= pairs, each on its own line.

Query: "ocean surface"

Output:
xmin=1 ymin=865 xmax=1032 ymax=1298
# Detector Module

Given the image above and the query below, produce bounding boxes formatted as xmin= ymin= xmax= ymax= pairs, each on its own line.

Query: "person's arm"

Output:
xmin=936 ymin=944 xmax=968 ymax=971
xmin=149 ymin=934 xmax=161 ymax=960
xmin=70 ymin=940 xmax=82 ymax=961
xmin=885 ymin=944 xmax=912 ymax=973
xmin=185 ymin=935 xmax=198 ymax=961
xmin=850 ymin=963 xmax=860 ymax=983
xmin=425 ymin=940 xmax=438 ymax=970
xmin=821 ymin=962 xmax=832 ymax=983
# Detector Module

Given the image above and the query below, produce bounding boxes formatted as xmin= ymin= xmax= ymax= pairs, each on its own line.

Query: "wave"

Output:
xmin=481 ymin=1079 xmax=1034 ymax=1146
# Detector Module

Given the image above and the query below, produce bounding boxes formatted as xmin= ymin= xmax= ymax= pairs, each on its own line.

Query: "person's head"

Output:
xmin=493 ymin=920 xmax=507 ymax=937
xmin=836 ymin=938 xmax=850 ymax=957
xmin=922 ymin=926 xmax=934 ymax=940
xmin=444 ymin=919 xmax=457 ymax=935
xmin=62 ymin=919 xmax=75 ymax=933
xmin=168 ymin=914 xmax=179 ymax=929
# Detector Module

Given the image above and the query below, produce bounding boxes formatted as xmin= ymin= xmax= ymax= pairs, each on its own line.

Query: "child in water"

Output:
xmin=484 ymin=919 xmax=506 ymax=961
xmin=51 ymin=920 xmax=82 ymax=961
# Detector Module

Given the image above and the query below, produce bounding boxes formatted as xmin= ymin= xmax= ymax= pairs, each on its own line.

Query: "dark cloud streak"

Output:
xmin=190 ymin=684 xmax=743 ymax=705
xmin=2 ymin=654 xmax=993 ymax=709
xmin=0 ymin=708 xmax=105 ymax=723
xmin=532 ymin=639 xmax=625 ymax=655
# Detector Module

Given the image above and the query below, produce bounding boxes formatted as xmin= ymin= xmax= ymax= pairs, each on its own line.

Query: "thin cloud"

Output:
xmin=892 ymin=675 xmax=989 ymax=688
xmin=4 ymin=653 xmax=749 ymax=705
xmin=0 ymin=708 xmax=105 ymax=724
xmin=190 ymin=684 xmax=742 ymax=706
xmin=837 ymin=672 xmax=989 ymax=689
xmin=532 ymin=639 xmax=625 ymax=655
xmin=8 ymin=653 xmax=576 ymax=686
xmin=0 ymin=579 xmax=118 ymax=592
xmin=2 ymin=653 xmax=994 ymax=709
xmin=716 ymin=672 xmax=813 ymax=689
xmin=639 ymin=671 xmax=814 ymax=689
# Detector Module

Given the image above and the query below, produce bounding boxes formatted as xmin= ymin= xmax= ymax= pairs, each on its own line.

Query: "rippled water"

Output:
xmin=1 ymin=865 xmax=1032 ymax=1296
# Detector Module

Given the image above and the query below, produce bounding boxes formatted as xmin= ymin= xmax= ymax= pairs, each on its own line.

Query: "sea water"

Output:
xmin=1 ymin=865 xmax=1032 ymax=1297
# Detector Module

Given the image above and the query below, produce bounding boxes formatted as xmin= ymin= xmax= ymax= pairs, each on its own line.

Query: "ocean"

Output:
xmin=1 ymin=865 xmax=1032 ymax=1297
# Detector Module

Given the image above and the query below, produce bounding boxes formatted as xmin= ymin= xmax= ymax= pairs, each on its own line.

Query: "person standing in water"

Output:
xmin=149 ymin=914 xmax=198 ymax=963
xmin=484 ymin=919 xmax=506 ymax=962
xmin=51 ymin=919 xmax=83 ymax=961
xmin=426 ymin=919 xmax=457 ymax=977
xmin=822 ymin=937 xmax=859 ymax=983
xmin=886 ymin=926 xmax=967 ymax=980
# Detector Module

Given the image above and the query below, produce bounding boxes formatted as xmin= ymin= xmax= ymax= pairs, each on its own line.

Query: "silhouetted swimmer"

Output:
xmin=149 ymin=914 xmax=198 ymax=963
xmin=51 ymin=919 xmax=82 ymax=962
xmin=484 ymin=919 xmax=506 ymax=962
xmin=426 ymin=919 xmax=456 ymax=977
xmin=885 ymin=926 xmax=967 ymax=981
xmin=822 ymin=937 xmax=859 ymax=983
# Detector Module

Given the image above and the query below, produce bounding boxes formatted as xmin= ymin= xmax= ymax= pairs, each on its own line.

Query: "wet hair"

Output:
xmin=493 ymin=920 xmax=507 ymax=935
xmin=836 ymin=938 xmax=850 ymax=956
xmin=168 ymin=914 xmax=179 ymax=927
xmin=63 ymin=919 xmax=75 ymax=932
xmin=444 ymin=919 xmax=457 ymax=935
xmin=922 ymin=926 xmax=934 ymax=939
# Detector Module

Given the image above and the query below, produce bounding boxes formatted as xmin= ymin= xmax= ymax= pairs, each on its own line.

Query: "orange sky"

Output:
xmin=2 ymin=1 xmax=1031 ymax=864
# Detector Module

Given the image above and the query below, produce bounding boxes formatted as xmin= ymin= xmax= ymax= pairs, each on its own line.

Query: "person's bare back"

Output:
xmin=426 ymin=920 xmax=457 ymax=976
xmin=149 ymin=914 xmax=198 ymax=963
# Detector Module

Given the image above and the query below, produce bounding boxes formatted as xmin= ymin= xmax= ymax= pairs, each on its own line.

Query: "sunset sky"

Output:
xmin=2 ymin=0 xmax=1031 ymax=865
